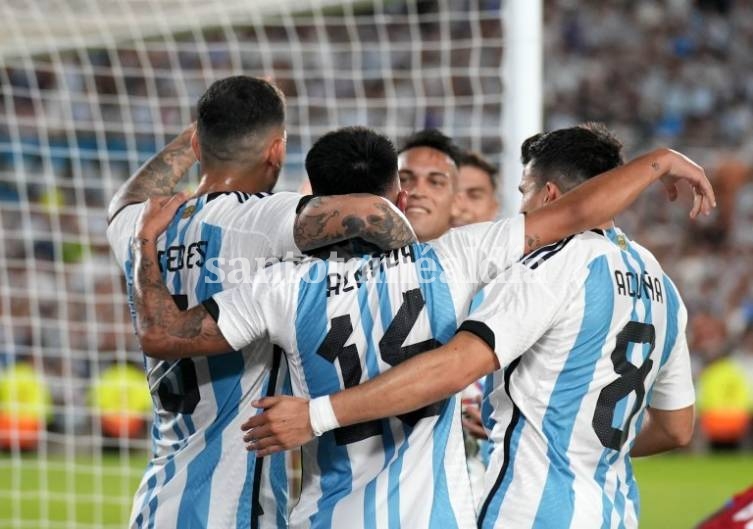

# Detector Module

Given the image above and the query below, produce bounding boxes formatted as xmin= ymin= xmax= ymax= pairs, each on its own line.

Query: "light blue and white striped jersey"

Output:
xmin=459 ymin=228 xmax=694 ymax=529
xmin=210 ymin=215 xmax=525 ymax=529
xmin=107 ymin=191 xmax=302 ymax=529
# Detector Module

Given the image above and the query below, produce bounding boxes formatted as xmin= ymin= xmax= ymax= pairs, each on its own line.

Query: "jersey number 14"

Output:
xmin=317 ymin=288 xmax=445 ymax=445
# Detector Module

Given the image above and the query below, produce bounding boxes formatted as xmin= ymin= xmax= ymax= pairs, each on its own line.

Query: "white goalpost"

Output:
xmin=0 ymin=1 xmax=542 ymax=527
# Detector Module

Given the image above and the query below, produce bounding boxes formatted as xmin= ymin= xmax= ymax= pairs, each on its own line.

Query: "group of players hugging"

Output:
xmin=107 ymin=76 xmax=718 ymax=529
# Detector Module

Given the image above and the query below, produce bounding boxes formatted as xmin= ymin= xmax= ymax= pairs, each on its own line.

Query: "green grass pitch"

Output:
xmin=0 ymin=451 xmax=751 ymax=527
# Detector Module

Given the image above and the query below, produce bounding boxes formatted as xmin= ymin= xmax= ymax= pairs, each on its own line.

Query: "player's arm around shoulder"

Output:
xmin=132 ymin=194 xmax=233 ymax=360
xmin=521 ymin=148 xmax=716 ymax=254
xmin=294 ymin=194 xmax=416 ymax=251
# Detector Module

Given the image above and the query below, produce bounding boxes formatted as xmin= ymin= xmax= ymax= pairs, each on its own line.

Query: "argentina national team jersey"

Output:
xmin=107 ymin=191 xmax=302 ymax=529
xmin=459 ymin=228 xmax=695 ymax=529
xmin=209 ymin=214 xmax=525 ymax=529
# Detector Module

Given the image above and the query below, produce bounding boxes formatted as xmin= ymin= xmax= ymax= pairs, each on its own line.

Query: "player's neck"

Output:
xmin=194 ymin=165 xmax=276 ymax=195
xmin=597 ymin=219 xmax=616 ymax=230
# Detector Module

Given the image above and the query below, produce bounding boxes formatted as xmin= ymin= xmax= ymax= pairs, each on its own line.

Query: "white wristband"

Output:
xmin=309 ymin=396 xmax=340 ymax=437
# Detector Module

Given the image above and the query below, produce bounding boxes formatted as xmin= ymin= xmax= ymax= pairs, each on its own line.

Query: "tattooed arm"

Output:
xmin=294 ymin=194 xmax=416 ymax=252
xmin=521 ymin=148 xmax=716 ymax=254
xmin=107 ymin=123 xmax=197 ymax=224
xmin=133 ymin=194 xmax=232 ymax=360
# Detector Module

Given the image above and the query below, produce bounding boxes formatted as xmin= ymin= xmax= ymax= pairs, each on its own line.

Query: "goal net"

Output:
xmin=0 ymin=0 xmax=509 ymax=527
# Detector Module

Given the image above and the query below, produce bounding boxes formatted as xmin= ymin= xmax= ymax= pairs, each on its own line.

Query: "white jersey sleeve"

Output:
xmin=208 ymin=265 xmax=296 ymax=352
xmin=649 ymin=301 xmax=695 ymax=410
xmin=223 ymin=191 xmax=302 ymax=257
xmin=429 ymin=213 xmax=525 ymax=285
xmin=105 ymin=203 xmax=145 ymax=267
xmin=458 ymin=254 xmax=576 ymax=369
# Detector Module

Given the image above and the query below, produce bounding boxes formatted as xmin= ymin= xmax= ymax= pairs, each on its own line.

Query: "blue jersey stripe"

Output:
xmin=163 ymin=202 xmax=185 ymax=293
xmin=364 ymin=480 xmax=378 ymax=529
xmin=413 ymin=244 xmax=456 ymax=342
xmin=238 ymin=450 xmax=256 ymax=529
xmin=659 ymin=277 xmax=680 ymax=367
xmin=295 ymin=261 xmax=355 ymax=527
xmin=144 ymin=457 xmax=177 ymax=529
xmin=376 ymin=264 xmax=394 ymax=329
xmin=469 ymin=288 xmax=485 ymax=315
xmin=270 ymin=451 xmax=288 ymax=529
xmin=238 ymin=369 xmax=272 ymax=529
xmin=173 ymin=196 xmax=207 ymax=294
xmin=533 ymin=256 xmax=615 ymax=529
xmin=271 ymin=368 xmax=292 ymax=529
xmin=481 ymin=374 xmax=496 ymax=467
xmin=387 ymin=425 xmax=411 ymax=529
xmin=358 ymin=258 xmax=382 ymax=380
xmin=413 ymin=244 xmax=458 ymax=526
xmin=195 ymin=222 xmax=223 ymax=302
xmin=626 ymin=464 xmax=640 ymax=523
xmin=134 ymin=469 xmax=157 ymax=528
xmin=614 ymin=476 xmax=626 ymax=529
xmin=372 ymin=267 xmax=400 ymax=529
xmin=176 ymin=219 xmax=245 ymax=529
xmin=175 ymin=351 xmax=246 ymax=527
xmin=428 ymin=398 xmax=459 ymax=529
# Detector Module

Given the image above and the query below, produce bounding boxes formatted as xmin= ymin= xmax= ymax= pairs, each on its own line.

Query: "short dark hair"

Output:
xmin=305 ymin=127 xmax=398 ymax=196
xmin=520 ymin=122 xmax=624 ymax=192
xmin=460 ymin=151 xmax=498 ymax=189
xmin=197 ymin=76 xmax=285 ymax=165
xmin=398 ymin=129 xmax=463 ymax=167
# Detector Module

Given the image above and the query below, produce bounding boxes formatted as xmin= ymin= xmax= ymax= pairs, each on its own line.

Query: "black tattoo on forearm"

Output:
xmin=651 ymin=161 xmax=660 ymax=172
xmin=108 ymin=126 xmax=196 ymax=222
xmin=294 ymin=197 xmax=341 ymax=251
xmin=132 ymin=236 xmax=226 ymax=355
xmin=295 ymin=196 xmax=416 ymax=251
xmin=355 ymin=203 xmax=414 ymax=249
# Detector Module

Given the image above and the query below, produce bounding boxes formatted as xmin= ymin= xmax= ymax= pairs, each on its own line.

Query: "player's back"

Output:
xmin=107 ymin=191 xmax=301 ymax=529
xmin=477 ymin=228 xmax=693 ymax=529
xmin=285 ymin=242 xmax=475 ymax=529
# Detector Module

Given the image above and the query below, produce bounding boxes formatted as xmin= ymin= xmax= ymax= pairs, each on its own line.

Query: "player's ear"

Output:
xmin=268 ymin=134 xmax=286 ymax=169
xmin=544 ymin=182 xmax=561 ymax=204
xmin=396 ymin=189 xmax=408 ymax=212
xmin=191 ymin=130 xmax=201 ymax=161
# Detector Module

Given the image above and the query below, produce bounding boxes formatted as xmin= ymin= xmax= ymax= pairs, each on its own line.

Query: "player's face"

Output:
xmin=518 ymin=164 xmax=549 ymax=214
xmin=452 ymin=165 xmax=498 ymax=226
xmin=398 ymin=147 xmax=458 ymax=241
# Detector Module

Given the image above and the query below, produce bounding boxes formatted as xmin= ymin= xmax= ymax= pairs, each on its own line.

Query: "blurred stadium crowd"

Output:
xmin=0 ymin=0 xmax=751 ymax=449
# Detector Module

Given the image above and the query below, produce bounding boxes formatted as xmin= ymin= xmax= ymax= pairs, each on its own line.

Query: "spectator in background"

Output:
xmin=397 ymin=129 xmax=462 ymax=241
xmin=452 ymin=151 xmax=499 ymax=227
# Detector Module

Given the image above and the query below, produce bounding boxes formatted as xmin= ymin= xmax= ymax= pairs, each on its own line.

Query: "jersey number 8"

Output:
xmin=592 ymin=321 xmax=655 ymax=450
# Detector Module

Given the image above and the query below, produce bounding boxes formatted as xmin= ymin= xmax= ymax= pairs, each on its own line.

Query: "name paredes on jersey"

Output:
xmin=158 ymin=241 xmax=208 ymax=272
xmin=613 ymin=269 xmax=663 ymax=303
